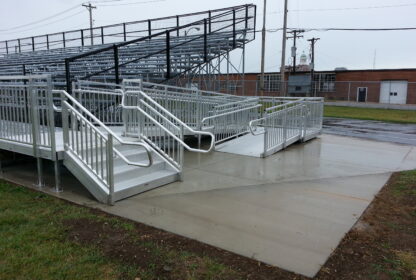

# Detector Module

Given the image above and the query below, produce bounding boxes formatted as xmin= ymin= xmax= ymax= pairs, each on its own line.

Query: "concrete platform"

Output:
xmin=1 ymin=134 xmax=415 ymax=277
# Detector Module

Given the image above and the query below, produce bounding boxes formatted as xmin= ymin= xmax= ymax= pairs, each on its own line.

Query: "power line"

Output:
xmin=0 ymin=4 xmax=81 ymax=32
xmin=262 ymin=2 xmax=416 ymax=15
xmin=291 ymin=3 xmax=416 ymax=12
xmin=0 ymin=10 xmax=86 ymax=35
xmin=295 ymin=27 xmax=416 ymax=32
xmin=254 ymin=27 xmax=416 ymax=33
xmin=96 ymin=0 xmax=166 ymax=7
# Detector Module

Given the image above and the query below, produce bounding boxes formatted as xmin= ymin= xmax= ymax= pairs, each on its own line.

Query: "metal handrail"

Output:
xmin=249 ymin=100 xmax=306 ymax=136
xmin=201 ymin=103 xmax=262 ymax=124
xmin=121 ymin=90 xmax=215 ymax=153
xmin=53 ymin=89 xmax=153 ymax=167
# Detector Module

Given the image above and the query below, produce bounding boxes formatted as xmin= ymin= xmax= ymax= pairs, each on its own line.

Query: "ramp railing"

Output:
xmin=303 ymin=98 xmax=324 ymax=139
xmin=123 ymin=79 xmax=248 ymax=129
xmin=249 ymin=97 xmax=324 ymax=157
xmin=0 ymin=75 xmax=57 ymax=188
xmin=72 ymin=80 xmax=123 ymax=125
xmin=202 ymin=100 xmax=262 ymax=144
xmin=121 ymin=90 xmax=215 ymax=172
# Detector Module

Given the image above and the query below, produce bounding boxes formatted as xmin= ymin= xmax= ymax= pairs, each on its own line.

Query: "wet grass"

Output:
xmin=324 ymin=105 xmax=416 ymax=124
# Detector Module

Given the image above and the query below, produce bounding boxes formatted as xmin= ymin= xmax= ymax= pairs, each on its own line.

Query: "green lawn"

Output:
xmin=324 ymin=105 xmax=416 ymax=124
xmin=0 ymin=181 xmax=240 ymax=280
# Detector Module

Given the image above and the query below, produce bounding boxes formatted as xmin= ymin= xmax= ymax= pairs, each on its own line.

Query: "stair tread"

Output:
xmin=114 ymin=169 xmax=178 ymax=192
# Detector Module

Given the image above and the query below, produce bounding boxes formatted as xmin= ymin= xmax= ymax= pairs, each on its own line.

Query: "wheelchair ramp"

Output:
xmin=217 ymin=98 xmax=324 ymax=158
xmin=216 ymin=128 xmax=303 ymax=158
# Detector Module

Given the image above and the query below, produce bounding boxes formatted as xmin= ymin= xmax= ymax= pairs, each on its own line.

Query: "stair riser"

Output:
xmin=113 ymin=173 xmax=180 ymax=202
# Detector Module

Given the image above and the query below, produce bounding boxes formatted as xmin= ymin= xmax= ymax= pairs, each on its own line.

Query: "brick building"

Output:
xmin=213 ymin=68 xmax=416 ymax=104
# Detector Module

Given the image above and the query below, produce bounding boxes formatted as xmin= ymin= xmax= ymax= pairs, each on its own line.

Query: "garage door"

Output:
xmin=380 ymin=81 xmax=408 ymax=104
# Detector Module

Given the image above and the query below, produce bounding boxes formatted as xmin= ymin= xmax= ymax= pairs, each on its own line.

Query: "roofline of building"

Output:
xmin=241 ymin=68 xmax=416 ymax=75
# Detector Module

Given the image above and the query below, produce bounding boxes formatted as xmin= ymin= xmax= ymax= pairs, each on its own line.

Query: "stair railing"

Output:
xmin=55 ymin=89 xmax=153 ymax=204
xmin=121 ymin=90 xmax=215 ymax=172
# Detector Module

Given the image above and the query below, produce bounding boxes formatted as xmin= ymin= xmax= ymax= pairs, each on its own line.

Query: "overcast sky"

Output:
xmin=0 ymin=0 xmax=415 ymax=72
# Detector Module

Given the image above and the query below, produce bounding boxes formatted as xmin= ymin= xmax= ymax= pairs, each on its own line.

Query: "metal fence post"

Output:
xmin=29 ymin=78 xmax=44 ymax=188
xmin=263 ymin=124 xmax=268 ymax=157
xmin=106 ymin=134 xmax=115 ymax=205
xmin=179 ymin=126 xmax=184 ymax=181
xmin=282 ymin=110 xmax=287 ymax=149
xmin=347 ymin=82 xmax=351 ymax=101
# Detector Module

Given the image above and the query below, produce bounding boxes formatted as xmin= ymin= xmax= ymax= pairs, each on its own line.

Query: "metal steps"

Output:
xmin=64 ymin=134 xmax=180 ymax=203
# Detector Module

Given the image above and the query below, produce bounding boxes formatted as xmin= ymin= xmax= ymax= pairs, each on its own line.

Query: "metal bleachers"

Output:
xmin=0 ymin=5 xmax=256 ymax=89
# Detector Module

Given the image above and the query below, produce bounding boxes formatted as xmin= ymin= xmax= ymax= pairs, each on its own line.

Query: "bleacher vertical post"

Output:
xmin=166 ymin=31 xmax=171 ymax=79
xmin=245 ymin=5 xmax=249 ymax=30
xmin=101 ymin=27 xmax=104 ymax=44
xmin=81 ymin=30 xmax=84 ymax=47
xmin=113 ymin=45 xmax=120 ymax=84
xmin=233 ymin=9 xmax=236 ymax=48
xmin=204 ymin=19 xmax=208 ymax=62
xmin=18 ymin=39 xmax=21 ymax=53
xmin=65 ymin=59 xmax=71 ymax=93
xmin=5 ymin=41 xmax=8 ymax=54
xmin=123 ymin=23 xmax=127 ymax=41
xmin=148 ymin=20 xmax=152 ymax=37
xmin=253 ymin=5 xmax=257 ymax=39
xmin=208 ymin=11 xmax=212 ymax=33
xmin=46 ymin=35 xmax=49 ymax=50
xmin=32 ymin=37 xmax=35 ymax=51
xmin=176 ymin=16 xmax=180 ymax=37
xmin=63 ymin=32 xmax=66 ymax=48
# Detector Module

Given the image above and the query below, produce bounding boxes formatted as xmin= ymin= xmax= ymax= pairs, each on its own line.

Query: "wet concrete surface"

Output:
xmin=1 ymin=134 xmax=415 ymax=277
xmin=323 ymin=117 xmax=416 ymax=146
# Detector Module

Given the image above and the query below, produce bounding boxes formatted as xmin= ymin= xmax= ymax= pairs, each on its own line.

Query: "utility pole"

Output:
xmin=259 ymin=0 xmax=267 ymax=96
xmin=308 ymin=37 xmax=320 ymax=96
xmin=279 ymin=0 xmax=289 ymax=96
xmin=82 ymin=2 xmax=97 ymax=46
xmin=287 ymin=29 xmax=304 ymax=73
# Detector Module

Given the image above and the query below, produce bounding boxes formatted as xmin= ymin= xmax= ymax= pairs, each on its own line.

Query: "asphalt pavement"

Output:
xmin=323 ymin=118 xmax=416 ymax=146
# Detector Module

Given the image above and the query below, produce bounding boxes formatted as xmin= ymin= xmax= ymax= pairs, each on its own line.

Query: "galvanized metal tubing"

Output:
xmin=250 ymin=97 xmax=324 ymax=157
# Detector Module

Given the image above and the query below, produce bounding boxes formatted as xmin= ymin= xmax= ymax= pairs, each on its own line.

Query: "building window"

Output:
xmin=257 ymin=74 xmax=281 ymax=92
xmin=313 ymin=73 xmax=335 ymax=92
